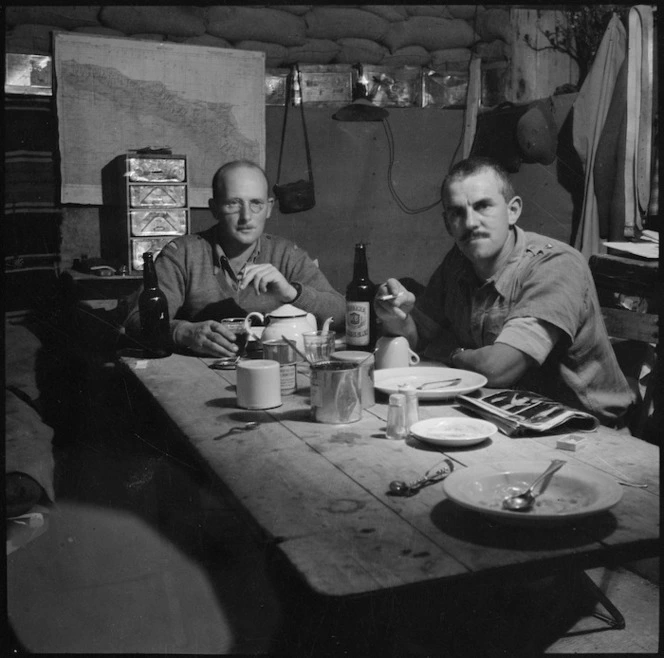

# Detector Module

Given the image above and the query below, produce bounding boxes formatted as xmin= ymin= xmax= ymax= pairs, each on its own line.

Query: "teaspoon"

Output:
xmin=214 ymin=421 xmax=260 ymax=440
xmin=502 ymin=459 xmax=566 ymax=511
xmin=389 ymin=460 xmax=454 ymax=496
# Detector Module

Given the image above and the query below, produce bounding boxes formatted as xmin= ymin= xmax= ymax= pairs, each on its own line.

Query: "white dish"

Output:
xmin=374 ymin=367 xmax=487 ymax=400
xmin=410 ymin=417 xmax=497 ymax=447
xmin=442 ymin=461 xmax=623 ymax=525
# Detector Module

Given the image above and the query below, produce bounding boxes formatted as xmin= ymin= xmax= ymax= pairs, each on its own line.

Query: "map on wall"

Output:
xmin=54 ymin=33 xmax=265 ymax=207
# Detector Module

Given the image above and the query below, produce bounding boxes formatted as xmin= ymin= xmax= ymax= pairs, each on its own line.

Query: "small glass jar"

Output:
xmin=399 ymin=384 xmax=419 ymax=431
xmin=386 ymin=393 xmax=407 ymax=440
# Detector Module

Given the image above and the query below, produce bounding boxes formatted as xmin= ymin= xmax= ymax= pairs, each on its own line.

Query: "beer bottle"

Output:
xmin=345 ymin=242 xmax=377 ymax=351
xmin=139 ymin=251 xmax=172 ymax=358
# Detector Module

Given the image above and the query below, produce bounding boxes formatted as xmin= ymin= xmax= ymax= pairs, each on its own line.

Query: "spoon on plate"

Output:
xmin=502 ymin=459 xmax=566 ymax=511
xmin=399 ymin=378 xmax=462 ymax=391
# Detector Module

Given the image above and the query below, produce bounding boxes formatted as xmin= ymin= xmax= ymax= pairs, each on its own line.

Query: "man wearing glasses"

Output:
xmin=124 ymin=160 xmax=345 ymax=357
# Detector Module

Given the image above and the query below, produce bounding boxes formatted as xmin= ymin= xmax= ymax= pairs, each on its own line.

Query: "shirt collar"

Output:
xmin=455 ymin=226 xmax=525 ymax=295
xmin=206 ymin=228 xmax=262 ymax=278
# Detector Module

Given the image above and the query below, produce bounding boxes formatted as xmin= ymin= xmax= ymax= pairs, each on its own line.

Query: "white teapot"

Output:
xmin=245 ymin=304 xmax=317 ymax=353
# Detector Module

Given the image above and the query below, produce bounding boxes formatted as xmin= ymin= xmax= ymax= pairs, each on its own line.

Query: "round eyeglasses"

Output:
xmin=221 ymin=199 xmax=267 ymax=214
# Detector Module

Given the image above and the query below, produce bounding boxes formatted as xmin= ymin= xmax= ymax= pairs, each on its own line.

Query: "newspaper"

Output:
xmin=456 ymin=390 xmax=600 ymax=436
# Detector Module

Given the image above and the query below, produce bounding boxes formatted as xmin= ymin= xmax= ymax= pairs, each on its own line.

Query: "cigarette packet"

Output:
xmin=556 ymin=434 xmax=585 ymax=451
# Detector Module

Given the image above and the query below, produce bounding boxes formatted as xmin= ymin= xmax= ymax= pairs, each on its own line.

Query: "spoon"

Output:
xmin=281 ymin=335 xmax=315 ymax=365
xmin=213 ymin=421 xmax=260 ymax=440
xmin=502 ymin=459 xmax=566 ymax=511
xmin=399 ymin=378 xmax=462 ymax=390
xmin=389 ymin=460 xmax=454 ymax=497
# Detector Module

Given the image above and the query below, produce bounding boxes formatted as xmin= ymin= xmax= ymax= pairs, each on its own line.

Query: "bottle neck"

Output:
xmin=142 ymin=256 xmax=158 ymax=289
xmin=353 ymin=245 xmax=369 ymax=281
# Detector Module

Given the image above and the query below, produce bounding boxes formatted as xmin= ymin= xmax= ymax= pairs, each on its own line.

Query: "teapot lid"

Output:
xmin=268 ymin=303 xmax=307 ymax=318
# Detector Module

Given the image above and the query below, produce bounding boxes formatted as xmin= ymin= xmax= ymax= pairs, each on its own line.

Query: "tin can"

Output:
xmin=310 ymin=361 xmax=361 ymax=424
xmin=262 ymin=339 xmax=297 ymax=395
xmin=330 ymin=350 xmax=375 ymax=408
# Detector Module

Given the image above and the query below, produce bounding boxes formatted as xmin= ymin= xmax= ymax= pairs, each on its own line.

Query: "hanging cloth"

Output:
xmin=623 ymin=5 xmax=655 ymax=237
xmin=572 ymin=14 xmax=626 ymax=259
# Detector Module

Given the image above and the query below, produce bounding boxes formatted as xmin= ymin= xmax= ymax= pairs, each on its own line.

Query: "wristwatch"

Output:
xmin=289 ymin=281 xmax=303 ymax=303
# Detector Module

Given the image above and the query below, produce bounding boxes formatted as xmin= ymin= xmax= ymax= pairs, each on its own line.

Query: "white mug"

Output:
xmin=236 ymin=359 xmax=282 ymax=410
xmin=375 ymin=336 xmax=420 ymax=370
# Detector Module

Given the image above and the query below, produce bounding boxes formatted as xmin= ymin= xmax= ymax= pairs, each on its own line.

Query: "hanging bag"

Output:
xmin=273 ymin=64 xmax=316 ymax=213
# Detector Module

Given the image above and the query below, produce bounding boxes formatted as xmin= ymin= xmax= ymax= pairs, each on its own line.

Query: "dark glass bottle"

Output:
xmin=139 ymin=252 xmax=172 ymax=358
xmin=345 ymin=242 xmax=377 ymax=351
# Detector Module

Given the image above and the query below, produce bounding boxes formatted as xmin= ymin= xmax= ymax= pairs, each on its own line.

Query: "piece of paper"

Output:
xmin=55 ymin=33 xmax=265 ymax=207
xmin=602 ymin=241 xmax=658 ymax=259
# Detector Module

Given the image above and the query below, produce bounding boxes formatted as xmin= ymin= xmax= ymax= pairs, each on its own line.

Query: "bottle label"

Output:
xmin=279 ymin=363 xmax=297 ymax=395
xmin=346 ymin=301 xmax=370 ymax=346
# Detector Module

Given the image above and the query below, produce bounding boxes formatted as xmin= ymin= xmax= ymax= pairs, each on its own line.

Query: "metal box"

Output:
xmin=102 ymin=153 xmax=189 ymax=272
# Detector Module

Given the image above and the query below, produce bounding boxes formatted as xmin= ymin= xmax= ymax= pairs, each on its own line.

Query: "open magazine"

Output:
xmin=456 ymin=390 xmax=600 ymax=436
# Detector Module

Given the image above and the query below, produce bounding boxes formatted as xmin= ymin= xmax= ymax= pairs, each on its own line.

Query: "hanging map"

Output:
xmin=54 ymin=33 xmax=265 ymax=207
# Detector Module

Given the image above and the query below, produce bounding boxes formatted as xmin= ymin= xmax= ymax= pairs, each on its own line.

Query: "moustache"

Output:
xmin=460 ymin=231 xmax=489 ymax=243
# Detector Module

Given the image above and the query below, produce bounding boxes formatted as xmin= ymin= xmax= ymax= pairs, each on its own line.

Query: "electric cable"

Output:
xmin=381 ymin=117 xmax=442 ymax=215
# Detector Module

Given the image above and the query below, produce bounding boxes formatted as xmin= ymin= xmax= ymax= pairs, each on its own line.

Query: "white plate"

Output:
xmin=442 ymin=461 xmax=623 ymax=525
xmin=374 ymin=367 xmax=487 ymax=400
xmin=410 ymin=417 xmax=497 ymax=447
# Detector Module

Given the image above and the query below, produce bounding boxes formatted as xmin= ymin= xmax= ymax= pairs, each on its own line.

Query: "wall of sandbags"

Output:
xmin=5 ymin=5 xmax=579 ymax=293
xmin=4 ymin=5 xmax=512 ymax=72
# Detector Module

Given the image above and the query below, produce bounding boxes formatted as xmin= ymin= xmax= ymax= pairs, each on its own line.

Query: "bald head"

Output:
xmin=211 ymin=160 xmax=271 ymax=201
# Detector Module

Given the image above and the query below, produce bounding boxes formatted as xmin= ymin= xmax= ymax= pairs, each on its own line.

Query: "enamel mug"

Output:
xmin=375 ymin=336 xmax=420 ymax=370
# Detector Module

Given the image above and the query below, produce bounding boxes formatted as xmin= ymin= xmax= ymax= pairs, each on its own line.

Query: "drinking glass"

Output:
xmin=220 ymin=317 xmax=249 ymax=357
xmin=303 ymin=331 xmax=336 ymax=363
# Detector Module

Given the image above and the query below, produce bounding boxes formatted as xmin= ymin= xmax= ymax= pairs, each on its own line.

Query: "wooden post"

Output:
xmin=509 ymin=8 xmax=579 ymax=103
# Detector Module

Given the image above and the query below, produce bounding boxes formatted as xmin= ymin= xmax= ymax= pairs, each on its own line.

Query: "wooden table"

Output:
xmin=119 ymin=353 xmax=659 ymax=599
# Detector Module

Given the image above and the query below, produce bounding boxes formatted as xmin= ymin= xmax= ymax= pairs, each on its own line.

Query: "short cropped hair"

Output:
xmin=441 ymin=156 xmax=516 ymax=203
xmin=211 ymin=160 xmax=271 ymax=200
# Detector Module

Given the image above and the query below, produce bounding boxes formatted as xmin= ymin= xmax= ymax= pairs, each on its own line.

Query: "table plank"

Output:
xmin=120 ymin=354 xmax=659 ymax=597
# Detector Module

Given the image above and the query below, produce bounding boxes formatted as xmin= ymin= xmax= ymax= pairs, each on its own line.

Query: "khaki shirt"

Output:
xmin=413 ymin=227 xmax=635 ymax=425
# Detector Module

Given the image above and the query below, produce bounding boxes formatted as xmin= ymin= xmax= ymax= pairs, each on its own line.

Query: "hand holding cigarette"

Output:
xmin=374 ymin=279 xmax=415 ymax=321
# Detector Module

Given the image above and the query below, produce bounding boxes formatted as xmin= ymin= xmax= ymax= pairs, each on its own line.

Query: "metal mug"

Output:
xmin=330 ymin=350 xmax=376 ymax=408
xmin=309 ymin=361 xmax=361 ymax=424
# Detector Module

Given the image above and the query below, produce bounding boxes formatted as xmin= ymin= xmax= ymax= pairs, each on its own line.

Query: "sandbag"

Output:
xmin=334 ymin=38 xmax=388 ymax=65
xmin=305 ymin=7 xmax=388 ymax=42
xmin=447 ymin=5 xmax=487 ymax=21
xmin=7 ymin=24 xmax=68 ymax=55
xmin=430 ymin=48 xmax=473 ymax=69
xmin=278 ymin=6 xmax=312 ymax=17
xmin=475 ymin=8 xmax=513 ymax=44
xmin=384 ymin=17 xmax=477 ymax=53
xmin=406 ymin=6 xmax=453 ymax=19
xmin=362 ymin=6 xmax=409 ymax=23
xmin=74 ymin=26 xmax=126 ymax=37
xmin=5 ymin=6 xmax=100 ymax=30
xmin=99 ymin=6 xmax=205 ymax=38
xmin=285 ymin=39 xmax=340 ymax=65
xmin=474 ymin=39 xmax=511 ymax=62
xmin=207 ymin=7 xmax=306 ymax=46
xmin=236 ymin=41 xmax=287 ymax=68
xmin=382 ymin=45 xmax=431 ymax=68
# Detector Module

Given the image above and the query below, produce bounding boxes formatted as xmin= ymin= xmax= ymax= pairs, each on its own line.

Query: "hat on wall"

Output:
xmin=516 ymin=98 xmax=558 ymax=165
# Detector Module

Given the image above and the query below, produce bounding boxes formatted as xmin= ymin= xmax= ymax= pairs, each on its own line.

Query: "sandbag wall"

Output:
xmin=5 ymin=5 xmax=511 ymax=72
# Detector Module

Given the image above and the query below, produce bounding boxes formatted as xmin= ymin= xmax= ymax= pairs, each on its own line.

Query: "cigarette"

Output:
xmin=378 ymin=292 xmax=403 ymax=301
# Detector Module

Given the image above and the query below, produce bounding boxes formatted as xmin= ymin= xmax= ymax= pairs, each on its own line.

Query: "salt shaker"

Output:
xmin=399 ymin=384 xmax=419 ymax=431
xmin=386 ymin=393 xmax=407 ymax=440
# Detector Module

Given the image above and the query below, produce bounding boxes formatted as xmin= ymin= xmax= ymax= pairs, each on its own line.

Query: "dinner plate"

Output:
xmin=410 ymin=417 xmax=497 ymax=447
xmin=374 ymin=367 xmax=487 ymax=400
xmin=442 ymin=461 xmax=623 ymax=525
